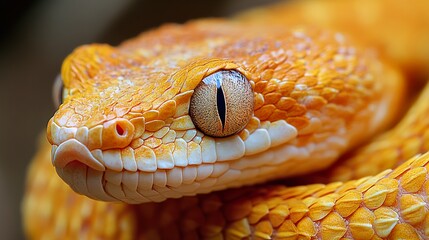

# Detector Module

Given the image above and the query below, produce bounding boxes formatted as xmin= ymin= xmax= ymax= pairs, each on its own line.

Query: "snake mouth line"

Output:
xmin=50 ymin=118 xmax=345 ymax=204
xmin=52 ymin=134 xmax=345 ymax=204
xmin=50 ymin=117 xmax=351 ymax=204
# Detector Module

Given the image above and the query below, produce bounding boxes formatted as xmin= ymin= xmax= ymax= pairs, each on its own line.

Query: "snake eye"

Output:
xmin=52 ymin=75 xmax=64 ymax=108
xmin=190 ymin=70 xmax=254 ymax=137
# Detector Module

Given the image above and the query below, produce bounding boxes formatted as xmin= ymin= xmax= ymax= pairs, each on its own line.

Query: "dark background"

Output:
xmin=0 ymin=0 xmax=280 ymax=239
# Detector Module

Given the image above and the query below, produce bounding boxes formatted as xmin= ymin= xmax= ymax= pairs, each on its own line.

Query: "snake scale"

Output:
xmin=23 ymin=0 xmax=429 ymax=239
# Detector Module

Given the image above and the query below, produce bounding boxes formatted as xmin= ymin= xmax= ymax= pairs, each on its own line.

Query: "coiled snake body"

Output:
xmin=23 ymin=0 xmax=429 ymax=239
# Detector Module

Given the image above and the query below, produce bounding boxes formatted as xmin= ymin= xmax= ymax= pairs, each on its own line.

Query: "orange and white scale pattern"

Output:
xmin=44 ymin=20 xmax=399 ymax=204
xmin=23 ymin=137 xmax=429 ymax=239
xmin=21 ymin=0 xmax=429 ymax=238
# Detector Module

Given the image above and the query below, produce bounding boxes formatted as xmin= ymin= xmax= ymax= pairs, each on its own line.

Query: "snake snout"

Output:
xmin=48 ymin=118 xmax=135 ymax=150
xmin=49 ymin=118 xmax=136 ymax=179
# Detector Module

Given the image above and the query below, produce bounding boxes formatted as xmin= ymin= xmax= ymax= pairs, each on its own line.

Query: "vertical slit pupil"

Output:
xmin=216 ymin=77 xmax=226 ymax=130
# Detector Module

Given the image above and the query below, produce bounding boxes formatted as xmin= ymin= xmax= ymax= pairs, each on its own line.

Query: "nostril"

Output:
xmin=116 ymin=123 xmax=125 ymax=136
xmin=102 ymin=118 xmax=135 ymax=149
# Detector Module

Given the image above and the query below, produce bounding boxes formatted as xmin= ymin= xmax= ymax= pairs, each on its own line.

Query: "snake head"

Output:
xmin=46 ymin=20 xmax=401 ymax=203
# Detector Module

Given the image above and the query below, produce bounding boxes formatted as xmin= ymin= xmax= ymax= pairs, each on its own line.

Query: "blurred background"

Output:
xmin=0 ymin=0 xmax=280 ymax=238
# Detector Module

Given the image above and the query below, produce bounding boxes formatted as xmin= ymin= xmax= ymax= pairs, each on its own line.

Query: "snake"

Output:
xmin=22 ymin=0 xmax=429 ymax=239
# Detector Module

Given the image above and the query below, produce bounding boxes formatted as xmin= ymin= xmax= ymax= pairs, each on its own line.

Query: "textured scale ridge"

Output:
xmin=22 ymin=0 xmax=429 ymax=239
xmin=296 ymin=81 xmax=429 ymax=185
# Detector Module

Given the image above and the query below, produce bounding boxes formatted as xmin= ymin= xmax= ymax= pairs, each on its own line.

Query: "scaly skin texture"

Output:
xmin=24 ymin=83 xmax=429 ymax=239
xmin=300 ymin=83 xmax=429 ymax=184
xmin=238 ymin=0 xmax=429 ymax=83
xmin=22 ymin=137 xmax=429 ymax=239
xmin=47 ymin=21 xmax=403 ymax=203
xmin=23 ymin=0 xmax=429 ymax=239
